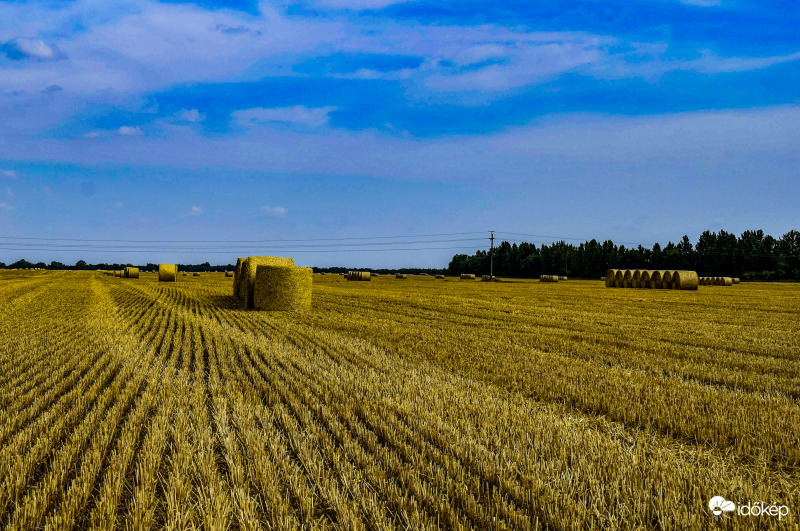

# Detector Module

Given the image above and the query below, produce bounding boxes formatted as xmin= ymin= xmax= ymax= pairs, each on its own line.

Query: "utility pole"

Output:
xmin=489 ymin=230 xmax=495 ymax=278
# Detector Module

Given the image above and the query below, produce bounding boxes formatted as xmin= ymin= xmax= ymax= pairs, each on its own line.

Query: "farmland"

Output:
xmin=1 ymin=270 xmax=798 ymax=529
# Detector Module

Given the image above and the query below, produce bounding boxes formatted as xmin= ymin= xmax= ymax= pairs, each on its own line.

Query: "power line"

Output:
xmin=0 ymin=237 xmax=486 ymax=251
xmin=0 ymin=231 xmax=487 ymax=244
xmin=0 ymin=245 xmax=484 ymax=254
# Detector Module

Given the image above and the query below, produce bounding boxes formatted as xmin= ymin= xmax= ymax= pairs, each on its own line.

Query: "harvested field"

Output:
xmin=0 ymin=271 xmax=798 ymax=529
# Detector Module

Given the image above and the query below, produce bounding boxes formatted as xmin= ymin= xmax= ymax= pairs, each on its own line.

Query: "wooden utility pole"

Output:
xmin=489 ymin=230 xmax=495 ymax=278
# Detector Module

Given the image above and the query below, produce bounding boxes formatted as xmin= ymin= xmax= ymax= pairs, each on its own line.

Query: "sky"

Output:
xmin=1 ymin=0 xmax=799 ymax=267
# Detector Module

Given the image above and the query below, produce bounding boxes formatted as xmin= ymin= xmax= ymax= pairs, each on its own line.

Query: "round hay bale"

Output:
xmin=722 ymin=277 xmax=733 ymax=286
xmin=225 ymin=271 xmax=233 ymax=277
xmin=672 ymin=270 xmax=699 ymax=290
xmin=639 ymin=270 xmax=654 ymax=289
xmin=605 ymin=269 xmax=619 ymax=288
xmin=631 ymin=270 xmax=642 ymax=288
xmin=396 ymin=274 xmax=407 ymax=279
xmin=460 ymin=273 xmax=476 ymax=280
xmin=732 ymin=278 xmax=740 ymax=284
xmin=650 ymin=270 xmax=664 ymax=289
xmin=435 ymin=274 xmax=445 ymax=279
xmin=238 ymin=256 xmax=296 ymax=307
xmin=558 ymin=276 xmax=568 ymax=281
xmin=193 ymin=272 xmax=200 ymax=277
xmin=622 ymin=270 xmax=633 ymax=288
xmin=482 ymin=275 xmax=495 ymax=281
xmin=614 ymin=270 xmax=625 ymax=288
xmin=714 ymin=277 xmax=722 ymax=286
xmin=661 ymin=270 xmax=672 ymax=289
xmin=158 ymin=264 xmax=177 ymax=282
xmin=254 ymin=265 xmax=312 ymax=311
xmin=182 ymin=272 xmax=187 ymax=276
xmin=124 ymin=267 xmax=139 ymax=279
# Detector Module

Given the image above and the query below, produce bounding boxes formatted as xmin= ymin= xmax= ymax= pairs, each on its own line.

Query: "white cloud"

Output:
xmin=190 ymin=205 xmax=203 ymax=215
xmin=83 ymin=131 xmax=101 ymax=139
xmin=234 ymin=106 xmax=337 ymax=128
xmin=260 ymin=205 xmax=288 ymax=218
xmin=1 ymin=170 xmax=17 ymax=179
xmin=178 ymin=109 xmax=205 ymax=122
xmin=0 ymin=202 xmax=15 ymax=211
xmin=1 ymin=37 xmax=63 ymax=61
xmin=117 ymin=125 xmax=142 ymax=136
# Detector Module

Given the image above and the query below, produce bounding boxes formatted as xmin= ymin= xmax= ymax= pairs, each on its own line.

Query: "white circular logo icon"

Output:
xmin=709 ymin=496 xmax=736 ymax=516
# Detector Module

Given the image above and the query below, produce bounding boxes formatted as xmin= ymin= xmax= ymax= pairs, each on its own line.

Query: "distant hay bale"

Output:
xmin=639 ymin=270 xmax=654 ymax=289
xmin=661 ymin=270 xmax=672 ymax=289
xmin=225 ymin=271 xmax=233 ymax=277
xmin=614 ymin=270 xmax=625 ymax=288
xmin=182 ymin=272 xmax=187 ymax=276
xmin=714 ymin=277 xmax=722 ymax=286
xmin=237 ymin=256 xmax=296 ymax=307
xmin=558 ymin=276 xmax=568 ymax=281
xmin=632 ymin=270 xmax=642 ymax=288
xmin=622 ymin=270 xmax=633 ymax=288
xmin=233 ymin=257 xmax=245 ymax=301
xmin=124 ymin=267 xmax=139 ymax=279
xmin=671 ymin=270 xmax=699 ymax=291
xmin=650 ymin=270 xmax=664 ymax=289
xmin=254 ymin=265 xmax=312 ymax=311
xmin=540 ymin=275 xmax=558 ymax=282
xmin=193 ymin=272 xmax=200 ymax=277
xmin=346 ymin=271 xmax=371 ymax=281
xmin=460 ymin=274 xmax=476 ymax=280
xmin=732 ymin=278 xmax=740 ymax=284
xmin=605 ymin=269 xmax=619 ymax=288
xmin=435 ymin=274 xmax=445 ymax=279
xmin=395 ymin=274 xmax=407 ymax=279
xmin=722 ymin=277 xmax=733 ymax=286
xmin=158 ymin=264 xmax=177 ymax=282
xmin=481 ymin=275 xmax=495 ymax=281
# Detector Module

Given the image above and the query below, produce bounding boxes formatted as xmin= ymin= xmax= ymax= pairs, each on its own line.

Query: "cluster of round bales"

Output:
xmin=700 ymin=276 xmax=739 ymax=286
xmin=604 ymin=269 xmax=699 ymax=290
xmin=346 ymin=271 xmax=371 ymax=281
xmin=539 ymin=275 xmax=567 ymax=282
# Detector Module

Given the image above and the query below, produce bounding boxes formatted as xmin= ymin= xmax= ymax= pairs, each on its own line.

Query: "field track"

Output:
xmin=1 ymin=270 xmax=799 ymax=530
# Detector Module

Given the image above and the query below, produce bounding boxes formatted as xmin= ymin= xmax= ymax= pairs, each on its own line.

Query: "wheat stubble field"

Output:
xmin=1 ymin=270 xmax=798 ymax=530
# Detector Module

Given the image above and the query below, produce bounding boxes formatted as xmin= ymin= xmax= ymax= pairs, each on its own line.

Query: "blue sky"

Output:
xmin=1 ymin=0 xmax=798 ymax=267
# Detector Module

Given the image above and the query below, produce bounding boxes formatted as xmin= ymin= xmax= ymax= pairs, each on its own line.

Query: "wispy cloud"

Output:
xmin=0 ymin=202 xmax=15 ymax=211
xmin=117 ymin=126 xmax=142 ymax=136
xmin=677 ymin=0 xmax=722 ymax=6
xmin=177 ymin=109 xmax=205 ymax=123
xmin=234 ymin=106 xmax=338 ymax=128
xmin=313 ymin=0 xmax=418 ymax=9
xmin=0 ymin=37 xmax=64 ymax=61
xmin=260 ymin=205 xmax=288 ymax=218
xmin=1 ymin=170 xmax=17 ymax=179
xmin=189 ymin=205 xmax=204 ymax=216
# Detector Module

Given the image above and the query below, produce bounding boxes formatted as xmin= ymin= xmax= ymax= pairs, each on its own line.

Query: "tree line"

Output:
xmin=447 ymin=229 xmax=800 ymax=281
